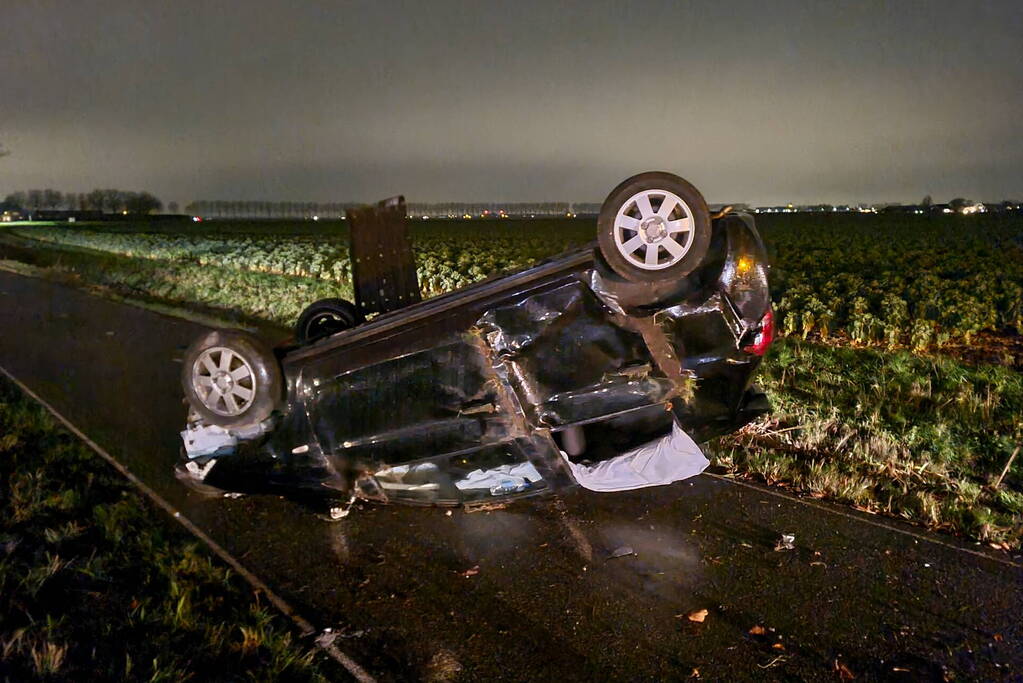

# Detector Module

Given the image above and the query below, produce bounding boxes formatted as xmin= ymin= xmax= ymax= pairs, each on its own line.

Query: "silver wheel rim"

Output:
xmin=613 ymin=188 xmax=694 ymax=271
xmin=192 ymin=346 xmax=257 ymax=417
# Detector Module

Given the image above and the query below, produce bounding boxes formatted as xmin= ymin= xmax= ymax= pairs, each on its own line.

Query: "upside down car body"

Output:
xmin=177 ymin=172 xmax=773 ymax=513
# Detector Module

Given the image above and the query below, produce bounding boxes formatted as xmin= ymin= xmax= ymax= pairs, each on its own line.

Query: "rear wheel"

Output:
xmin=295 ymin=298 xmax=362 ymax=344
xmin=597 ymin=172 xmax=711 ymax=283
xmin=182 ymin=329 xmax=282 ymax=428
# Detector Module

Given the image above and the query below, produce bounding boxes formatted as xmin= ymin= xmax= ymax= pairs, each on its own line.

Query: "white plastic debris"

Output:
xmin=561 ymin=422 xmax=709 ymax=492
xmin=328 ymin=493 xmax=359 ymax=520
xmin=454 ymin=461 xmax=543 ymax=493
xmin=184 ymin=458 xmax=217 ymax=480
xmin=774 ymin=534 xmax=796 ymax=551
xmin=180 ymin=421 xmax=237 ymax=458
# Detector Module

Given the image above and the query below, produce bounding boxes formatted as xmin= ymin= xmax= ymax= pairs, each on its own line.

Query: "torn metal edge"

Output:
xmin=0 ymin=362 xmax=377 ymax=682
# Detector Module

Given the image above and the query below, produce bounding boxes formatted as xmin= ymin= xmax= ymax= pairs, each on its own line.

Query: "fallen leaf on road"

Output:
xmin=749 ymin=625 xmax=766 ymax=635
xmin=833 ymin=659 xmax=855 ymax=680
xmin=772 ymin=643 xmax=785 ymax=651
xmin=689 ymin=668 xmax=700 ymax=678
xmin=756 ymin=655 xmax=787 ymax=669
xmin=686 ymin=609 xmax=708 ymax=623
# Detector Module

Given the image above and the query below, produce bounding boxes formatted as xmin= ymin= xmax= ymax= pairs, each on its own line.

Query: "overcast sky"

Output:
xmin=2 ymin=0 xmax=1021 ymax=205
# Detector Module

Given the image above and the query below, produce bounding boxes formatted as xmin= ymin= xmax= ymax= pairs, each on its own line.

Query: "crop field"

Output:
xmin=12 ymin=213 xmax=1023 ymax=349
xmin=3 ymin=213 xmax=1023 ymax=548
xmin=11 ymin=219 xmax=590 ymax=317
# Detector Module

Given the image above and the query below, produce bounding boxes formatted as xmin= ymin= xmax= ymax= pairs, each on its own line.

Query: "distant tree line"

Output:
xmin=3 ymin=189 xmax=163 ymax=214
xmin=184 ymin=200 xmax=357 ymax=219
xmin=183 ymin=199 xmax=602 ymax=218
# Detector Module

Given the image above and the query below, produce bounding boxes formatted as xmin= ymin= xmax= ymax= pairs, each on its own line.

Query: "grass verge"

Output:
xmin=711 ymin=338 xmax=1023 ymax=549
xmin=0 ymin=376 xmax=337 ymax=680
xmin=0 ymin=231 xmax=331 ymax=330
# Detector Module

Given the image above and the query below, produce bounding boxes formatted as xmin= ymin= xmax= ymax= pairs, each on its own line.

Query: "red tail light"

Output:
xmin=743 ymin=308 xmax=774 ymax=356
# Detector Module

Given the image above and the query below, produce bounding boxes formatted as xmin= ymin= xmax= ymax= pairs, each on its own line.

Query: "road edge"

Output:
xmin=704 ymin=472 xmax=1022 ymax=569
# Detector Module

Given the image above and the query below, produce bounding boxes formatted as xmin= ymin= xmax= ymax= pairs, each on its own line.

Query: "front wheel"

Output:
xmin=181 ymin=329 xmax=282 ymax=429
xmin=597 ymin=171 xmax=711 ymax=283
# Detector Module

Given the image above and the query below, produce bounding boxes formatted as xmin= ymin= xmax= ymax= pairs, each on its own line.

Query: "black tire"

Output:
xmin=295 ymin=298 xmax=362 ymax=344
xmin=181 ymin=329 xmax=283 ymax=429
xmin=597 ymin=171 xmax=711 ymax=283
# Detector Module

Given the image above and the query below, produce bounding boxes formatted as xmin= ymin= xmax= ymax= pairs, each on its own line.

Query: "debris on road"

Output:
xmin=328 ymin=494 xmax=359 ymax=520
xmin=607 ymin=545 xmax=636 ymax=560
xmin=774 ymin=533 xmax=796 ymax=551
xmin=833 ymin=659 xmax=856 ymax=680
xmin=459 ymin=565 xmax=480 ymax=578
xmin=757 ymin=655 xmax=788 ymax=670
xmin=684 ymin=608 xmax=708 ymax=623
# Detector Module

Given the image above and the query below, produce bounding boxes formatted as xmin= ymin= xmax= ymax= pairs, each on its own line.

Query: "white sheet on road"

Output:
xmin=561 ymin=422 xmax=708 ymax=492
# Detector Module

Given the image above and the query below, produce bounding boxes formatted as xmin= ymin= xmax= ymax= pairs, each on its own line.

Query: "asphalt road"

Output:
xmin=0 ymin=269 xmax=1020 ymax=681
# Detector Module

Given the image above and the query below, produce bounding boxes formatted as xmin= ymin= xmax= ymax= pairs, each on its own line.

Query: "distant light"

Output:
xmin=313 ymin=215 xmax=319 ymax=221
xmin=736 ymin=255 xmax=754 ymax=275
xmin=192 ymin=216 xmax=202 ymax=222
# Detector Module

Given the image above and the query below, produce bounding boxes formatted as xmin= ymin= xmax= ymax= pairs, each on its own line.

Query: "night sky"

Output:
xmin=2 ymin=1 xmax=1021 ymax=205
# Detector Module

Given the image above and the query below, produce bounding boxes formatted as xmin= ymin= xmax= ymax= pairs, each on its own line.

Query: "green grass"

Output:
xmin=712 ymin=338 xmax=1023 ymax=548
xmin=0 ymin=232 xmax=334 ymax=328
xmin=0 ymin=377 xmax=337 ymax=681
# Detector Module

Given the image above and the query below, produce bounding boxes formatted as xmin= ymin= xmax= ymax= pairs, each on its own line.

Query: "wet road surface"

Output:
xmin=0 ymin=270 xmax=1020 ymax=681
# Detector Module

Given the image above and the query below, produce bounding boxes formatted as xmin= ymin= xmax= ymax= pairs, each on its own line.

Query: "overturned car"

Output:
xmin=177 ymin=172 xmax=773 ymax=512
